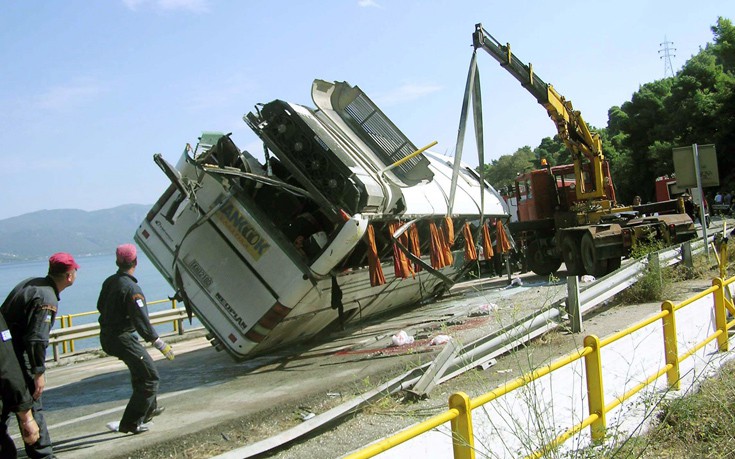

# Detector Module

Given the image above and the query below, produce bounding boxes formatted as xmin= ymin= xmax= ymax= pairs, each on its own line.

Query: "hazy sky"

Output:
xmin=0 ymin=1 xmax=730 ymax=220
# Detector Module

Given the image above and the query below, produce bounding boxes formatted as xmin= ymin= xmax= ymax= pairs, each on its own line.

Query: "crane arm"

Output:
xmin=472 ymin=23 xmax=606 ymax=200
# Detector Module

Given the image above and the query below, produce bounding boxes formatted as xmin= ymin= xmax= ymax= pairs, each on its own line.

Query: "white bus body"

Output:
xmin=136 ymin=80 xmax=508 ymax=360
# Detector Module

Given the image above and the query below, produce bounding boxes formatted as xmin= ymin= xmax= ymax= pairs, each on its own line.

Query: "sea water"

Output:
xmin=0 ymin=252 xmax=200 ymax=352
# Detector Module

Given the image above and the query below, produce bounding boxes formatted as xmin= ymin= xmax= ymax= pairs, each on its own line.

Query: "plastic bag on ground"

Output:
xmin=580 ymin=275 xmax=596 ymax=283
xmin=430 ymin=334 xmax=452 ymax=346
xmin=391 ymin=330 xmax=414 ymax=346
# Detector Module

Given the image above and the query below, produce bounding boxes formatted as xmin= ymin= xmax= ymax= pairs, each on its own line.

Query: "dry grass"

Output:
xmin=589 ymin=360 xmax=735 ymax=459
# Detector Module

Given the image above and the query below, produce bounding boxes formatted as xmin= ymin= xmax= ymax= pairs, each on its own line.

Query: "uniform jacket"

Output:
xmin=0 ymin=313 xmax=33 ymax=413
xmin=97 ymin=272 xmax=158 ymax=343
xmin=0 ymin=277 xmax=59 ymax=376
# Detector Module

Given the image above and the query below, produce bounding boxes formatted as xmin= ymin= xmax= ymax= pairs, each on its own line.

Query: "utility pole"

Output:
xmin=658 ymin=36 xmax=677 ymax=78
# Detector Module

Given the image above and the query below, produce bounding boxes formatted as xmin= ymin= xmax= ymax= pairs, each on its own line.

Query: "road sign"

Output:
xmin=672 ymin=144 xmax=719 ymax=188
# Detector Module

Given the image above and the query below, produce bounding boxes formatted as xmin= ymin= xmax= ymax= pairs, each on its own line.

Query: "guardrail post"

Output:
xmin=67 ymin=315 xmax=75 ymax=353
xmin=172 ymin=299 xmax=179 ymax=333
xmin=661 ymin=300 xmax=680 ymax=390
xmin=681 ymin=242 xmax=693 ymax=278
xmin=583 ymin=335 xmax=606 ymax=443
xmin=566 ymin=275 xmax=582 ymax=333
xmin=712 ymin=278 xmax=729 ymax=352
xmin=449 ymin=392 xmax=475 ymax=459
xmin=62 ymin=315 xmax=70 ymax=354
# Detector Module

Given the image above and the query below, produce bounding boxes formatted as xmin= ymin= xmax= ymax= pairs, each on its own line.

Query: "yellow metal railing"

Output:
xmin=50 ymin=298 xmax=195 ymax=360
xmin=346 ymin=273 xmax=735 ymax=459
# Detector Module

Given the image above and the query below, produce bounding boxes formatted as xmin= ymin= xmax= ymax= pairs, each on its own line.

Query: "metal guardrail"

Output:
xmin=345 ymin=240 xmax=732 ymax=459
xmin=573 ymin=235 xmax=713 ymax=316
xmin=48 ymin=299 xmax=194 ymax=362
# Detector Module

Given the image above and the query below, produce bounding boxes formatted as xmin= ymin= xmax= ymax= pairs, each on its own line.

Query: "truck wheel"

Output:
xmin=607 ymin=256 xmax=621 ymax=272
xmin=561 ymin=237 xmax=584 ymax=276
xmin=581 ymin=233 xmax=607 ymax=277
xmin=527 ymin=241 xmax=562 ymax=275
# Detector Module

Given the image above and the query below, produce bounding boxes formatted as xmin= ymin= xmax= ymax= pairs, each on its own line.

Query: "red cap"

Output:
xmin=48 ymin=252 xmax=79 ymax=274
xmin=116 ymin=244 xmax=137 ymax=264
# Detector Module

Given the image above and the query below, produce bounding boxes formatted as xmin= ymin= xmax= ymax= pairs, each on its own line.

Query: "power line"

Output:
xmin=658 ymin=36 xmax=677 ymax=78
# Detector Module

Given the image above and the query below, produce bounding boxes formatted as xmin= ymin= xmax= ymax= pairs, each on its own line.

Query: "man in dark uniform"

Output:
xmin=0 ymin=252 xmax=79 ymax=459
xmin=98 ymin=244 xmax=174 ymax=435
xmin=0 ymin=312 xmax=40 ymax=456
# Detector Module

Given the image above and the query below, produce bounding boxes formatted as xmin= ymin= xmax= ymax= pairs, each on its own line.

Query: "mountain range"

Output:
xmin=0 ymin=205 xmax=150 ymax=263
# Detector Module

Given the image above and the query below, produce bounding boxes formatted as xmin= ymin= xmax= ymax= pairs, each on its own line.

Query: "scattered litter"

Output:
xmin=497 ymin=369 xmax=513 ymax=374
xmin=476 ymin=358 xmax=498 ymax=371
xmin=469 ymin=303 xmax=498 ymax=317
xmin=510 ymin=277 xmax=523 ymax=287
xmin=580 ymin=275 xmax=596 ymax=283
xmin=429 ymin=334 xmax=452 ymax=346
xmin=297 ymin=407 xmax=316 ymax=421
xmin=326 ymin=392 xmax=341 ymax=398
xmin=391 ymin=330 xmax=415 ymax=346
xmin=221 ymin=432 xmax=231 ymax=441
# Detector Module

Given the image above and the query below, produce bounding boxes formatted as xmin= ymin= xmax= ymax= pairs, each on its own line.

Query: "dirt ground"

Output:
xmin=103 ymin=272 xmax=721 ymax=459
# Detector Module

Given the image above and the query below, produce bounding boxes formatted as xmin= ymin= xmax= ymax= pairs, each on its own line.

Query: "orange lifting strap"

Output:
xmin=441 ymin=217 xmax=454 ymax=266
xmin=443 ymin=216 xmax=455 ymax=246
xmin=388 ymin=221 xmax=415 ymax=279
xmin=366 ymin=224 xmax=386 ymax=286
xmin=482 ymin=221 xmax=494 ymax=260
xmin=408 ymin=224 xmax=422 ymax=272
xmin=429 ymin=221 xmax=448 ymax=269
xmin=496 ymin=219 xmax=512 ymax=254
xmin=463 ymin=222 xmax=477 ymax=261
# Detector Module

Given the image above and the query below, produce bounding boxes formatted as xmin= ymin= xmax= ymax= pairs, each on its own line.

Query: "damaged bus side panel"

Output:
xmin=136 ymin=80 xmax=508 ymax=360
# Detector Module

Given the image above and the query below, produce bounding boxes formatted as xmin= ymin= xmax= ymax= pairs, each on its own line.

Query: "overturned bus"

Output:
xmin=135 ymin=80 xmax=508 ymax=360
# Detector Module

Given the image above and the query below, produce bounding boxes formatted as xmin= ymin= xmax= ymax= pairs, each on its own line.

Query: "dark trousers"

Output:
xmin=0 ymin=383 xmax=53 ymax=459
xmin=100 ymin=332 xmax=159 ymax=429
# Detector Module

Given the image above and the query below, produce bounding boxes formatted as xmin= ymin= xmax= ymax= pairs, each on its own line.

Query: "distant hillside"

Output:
xmin=0 ymin=205 xmax=151 ymax=263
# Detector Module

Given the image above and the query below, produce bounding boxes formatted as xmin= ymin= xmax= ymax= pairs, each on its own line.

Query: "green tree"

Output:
xmin=478 ymin=17 xmax=735 ymax=199
xmin=710 ymin=17 xmax=735 ymax=185
xmin=534 ymin=136 xmax=565 ymax=166
xmin=481 ymin=146 xmax=536 ymax=191
xmin=711 ymin=17 xmax=735 ymax=72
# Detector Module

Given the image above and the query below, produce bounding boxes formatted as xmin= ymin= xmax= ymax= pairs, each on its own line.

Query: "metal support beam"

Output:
xmin=408 ymin=340 xmax=461 ymax=400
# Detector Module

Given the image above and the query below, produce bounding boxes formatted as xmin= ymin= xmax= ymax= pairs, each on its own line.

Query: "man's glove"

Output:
xmin=153 ymin=338 xmax=175 ymax=360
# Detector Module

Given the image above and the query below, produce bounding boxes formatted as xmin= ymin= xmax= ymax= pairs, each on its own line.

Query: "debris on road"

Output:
xmin=391 ymin=330 xmax=415 ymax=347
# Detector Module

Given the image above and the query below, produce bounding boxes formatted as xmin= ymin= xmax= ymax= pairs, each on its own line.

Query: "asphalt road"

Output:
xmin=7 ymin=269 xmax=566 ymax=459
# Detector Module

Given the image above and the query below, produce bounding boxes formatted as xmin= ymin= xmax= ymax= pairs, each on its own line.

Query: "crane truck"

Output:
xmin=472 ymin=24 xmax=696 ymax=277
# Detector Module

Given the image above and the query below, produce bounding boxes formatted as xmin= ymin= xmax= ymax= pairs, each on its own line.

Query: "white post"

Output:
xmin=693 ymin=144 xmax=709 ymax=255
